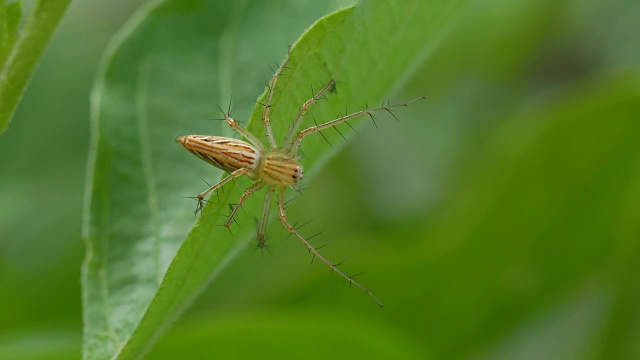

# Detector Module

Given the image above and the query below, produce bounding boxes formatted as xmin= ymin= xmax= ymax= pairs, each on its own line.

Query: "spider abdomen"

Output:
xmin=177 ymin=135 xmax=261 ymax=175
xmin=261 ymin=153 xmax=303 ymax=186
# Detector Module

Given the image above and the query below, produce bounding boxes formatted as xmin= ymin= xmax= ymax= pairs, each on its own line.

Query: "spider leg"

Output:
xmin=195 ymin=168 xmax=249 ymax=213
xmin=282 ymin=79 xmax=336 ymax=148
xmin=257 ymin=185 xmax=276 ymax=247
xmin=262 ymin=47 xmax=291 ymax=149
xmin=225 ymin=181 xmax=266 ymax=228
xmin=287 ymin=96 xmax=425 ymax=154
xmin=221 ymin=113 xmax=266 ymax=152
xmin=276 ymin=186 xmax=384 ymax=307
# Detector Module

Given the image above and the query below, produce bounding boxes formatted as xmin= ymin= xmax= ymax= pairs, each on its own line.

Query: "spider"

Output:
xmin=176 ymin=48 xmax=423 ymax=307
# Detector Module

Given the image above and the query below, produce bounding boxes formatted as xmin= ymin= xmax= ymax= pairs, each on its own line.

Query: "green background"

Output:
xmin=1 ymin=0 xmax=639 ymax=359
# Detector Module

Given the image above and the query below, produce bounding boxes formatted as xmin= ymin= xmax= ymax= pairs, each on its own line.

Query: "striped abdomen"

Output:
xmin=177 ymin=135 xmax=261 ymax=175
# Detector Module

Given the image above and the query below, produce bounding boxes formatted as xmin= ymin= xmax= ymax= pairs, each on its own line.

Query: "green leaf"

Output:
xmin=372 ymin=73 xmax=640 ymax=358
xmin=145 ymin=308 xmax=429 ymax=359
xmin=83 ymin=0 xmax=471 ymax=359
xmin=0 ymin=328 xmax=80 ymax=360
xmin=0 ymin=0 xmax=22 ymax=70
xmin=5 ymin=1 xmax=22 ymax=36
xmin=0 ymin=0 xmax=71 ymax=134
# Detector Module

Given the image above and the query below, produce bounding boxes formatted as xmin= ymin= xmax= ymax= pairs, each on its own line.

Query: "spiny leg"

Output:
xmin=225 ymin=181 xmax=266 ymax=228
xmin=261 ymin=47 xmax=291 ymax=149
xmin=218 ymin=110 xmax=266 ymax=152
xmin=287 ymin=96 xmax=425 ymax=154
xmin=277 ymin=186 xmax=383 ymax=307
xmin=257 ymin=186 xmax=276 ymax=248
xmin=194 ymin=168 xmax=249 ymax=214
xmin=282 ymin=79 xmax=336 ymax=148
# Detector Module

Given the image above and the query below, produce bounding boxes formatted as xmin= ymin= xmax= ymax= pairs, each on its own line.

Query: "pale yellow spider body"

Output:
xmin=177 ymin=48 xmax=423 ymax=307
xmin=177 ymin=135 xmax=302 ymax=186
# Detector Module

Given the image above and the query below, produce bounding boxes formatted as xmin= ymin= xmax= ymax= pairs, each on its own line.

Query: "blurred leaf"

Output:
xmin=0 ymin=0 xmax=72 ymax=134
xmin=0 ymin=328 xmax=80 ymax=360
xmin=83 ymin=0 xmax=471 ymax=358
xmin=0 ymin=0 xmax=22 ymax=65
xmin=369 ymin=73 xmax=640 ymax=358
xmin=146 ymin=308 xmax=429 ymax=359
xmin=5 ymin=1 xmax=21 ymax=35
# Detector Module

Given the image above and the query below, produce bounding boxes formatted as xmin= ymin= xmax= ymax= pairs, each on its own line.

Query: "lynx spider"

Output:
xmin=177 ymin=48 xmax=423 ymax=307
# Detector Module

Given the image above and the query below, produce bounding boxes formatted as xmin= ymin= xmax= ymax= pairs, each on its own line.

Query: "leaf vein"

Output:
xmin=136 ymin=57 xmax=163 ymax=285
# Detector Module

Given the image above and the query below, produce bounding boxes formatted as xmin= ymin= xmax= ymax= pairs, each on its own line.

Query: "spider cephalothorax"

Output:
xmin=178 ymin=48 xmax=423 ymax=307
